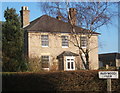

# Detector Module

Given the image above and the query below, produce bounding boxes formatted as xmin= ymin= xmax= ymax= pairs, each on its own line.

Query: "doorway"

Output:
xmin=66 ymin=56 xmax=75 ymax=70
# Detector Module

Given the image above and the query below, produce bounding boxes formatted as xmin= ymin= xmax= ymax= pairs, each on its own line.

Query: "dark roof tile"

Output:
xmin=99 ymin=53 xmax=120 ymax=62
xmin=24 ymin=15 xmax=99 ymax=34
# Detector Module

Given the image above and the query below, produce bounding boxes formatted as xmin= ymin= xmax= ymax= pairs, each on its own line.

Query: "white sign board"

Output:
xmin=99 ymin=71 xmax=119 ymax=79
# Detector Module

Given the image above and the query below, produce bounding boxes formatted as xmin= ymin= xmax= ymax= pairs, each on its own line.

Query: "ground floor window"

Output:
xmin=41 ymin=56 xmax=49 ymax=68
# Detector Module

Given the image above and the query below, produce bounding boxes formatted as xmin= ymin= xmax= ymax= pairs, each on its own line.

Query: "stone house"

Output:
xmin=99 ymin=53 xmax=120 ymax=69
xmin=20 ymin=6 xmax=99 ymax=71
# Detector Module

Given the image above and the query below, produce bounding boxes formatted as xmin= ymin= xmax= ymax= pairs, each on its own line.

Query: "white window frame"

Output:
xmin=80 ymin=36 xmax=87 ymax=48
xmin=66 ymin=56 xmax=75 ymax=71
xmin=41 ymin=55 xmax=50 ymax=70
xmin=61 ymin=35 xmax=69 ymax=48
xmin=41 ymin=35 xmax=49 ymax=47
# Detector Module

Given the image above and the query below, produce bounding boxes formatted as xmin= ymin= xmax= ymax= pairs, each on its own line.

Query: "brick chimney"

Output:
xmin=68 ymin=8 xmax=77 ymax=25
xmin=20 ymin=6 xmax=30 ymax=28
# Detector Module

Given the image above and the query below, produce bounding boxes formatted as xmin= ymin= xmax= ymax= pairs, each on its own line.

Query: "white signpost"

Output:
xmin=98 ymin=71 xmax=119 ymax=92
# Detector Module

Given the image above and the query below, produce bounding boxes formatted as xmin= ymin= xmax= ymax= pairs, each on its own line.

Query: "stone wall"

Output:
xmin=26 ymin=32 xmax=99 ymax=70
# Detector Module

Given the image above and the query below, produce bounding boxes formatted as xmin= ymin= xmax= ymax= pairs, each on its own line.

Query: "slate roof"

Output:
xmin=24 ymin=15 xmax=99 ymax=34
xmin=57 ymin=51 xmax=79 ymax=58
xmin=99 ymin=53 xmax=120 ymax=62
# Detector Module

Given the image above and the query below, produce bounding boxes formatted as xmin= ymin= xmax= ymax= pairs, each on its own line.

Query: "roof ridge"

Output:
xmin=30 ymin=15 xmax=49 ymax=24
xmin=99 ymin=52 xmax=120 ymax=55
xmin=24 ymin=15 xmax=100 ymax=34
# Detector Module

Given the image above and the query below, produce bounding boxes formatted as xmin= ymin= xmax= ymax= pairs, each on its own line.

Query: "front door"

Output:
xmin=66 ymin=56 xmax=75 ymax=70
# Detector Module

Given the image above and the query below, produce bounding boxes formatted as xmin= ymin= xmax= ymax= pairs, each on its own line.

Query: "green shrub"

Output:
xmin=27 ymin=57 xmax=42 ymax=72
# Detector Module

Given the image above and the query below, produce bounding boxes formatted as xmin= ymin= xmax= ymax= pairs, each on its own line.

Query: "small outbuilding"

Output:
xmin=99 ymin=53 xmax=120 ymax=69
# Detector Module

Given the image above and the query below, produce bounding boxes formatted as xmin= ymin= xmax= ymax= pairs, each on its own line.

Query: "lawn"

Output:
xmin=2 ymin=70 xmax=120 ymax=92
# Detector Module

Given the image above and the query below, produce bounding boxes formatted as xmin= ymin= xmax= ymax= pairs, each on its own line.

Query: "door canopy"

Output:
xmin=57 ymin=51 xmax=79 ymax=58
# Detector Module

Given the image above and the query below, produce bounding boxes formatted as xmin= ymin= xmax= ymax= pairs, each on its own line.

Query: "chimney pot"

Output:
xmin=56 ymin=16 xmax=62 ymax=20
xmin=22 ymin=6 xmax=25 ymax=10
xmin=26 ymin=7 xmax=28 ymax=10
xmin=22 ymin=6 xmax=28 ymax=10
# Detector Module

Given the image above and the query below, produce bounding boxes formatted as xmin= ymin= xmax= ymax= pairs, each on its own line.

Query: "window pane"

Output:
xmin=42 ymin=63 xmax=49 ymax=68
xmin=41 ymin=56 xmax=49 ymax=68
xmin=80 ymin=37 xmax=87 ymax=47
xmin=41 ymin=35 xmax=49 ymax=46
xmin=41 ymin=56 xmax=49 ymax=63
xmin=61 ymin=36 xmax=68 ymax=47
xmin=68 ymin=62 xmax=70 ymax=69
xmin=67 ymin=59 xmax=70 ymax=61
xmin=71 ymin=62 xmax=74 ymax=69
xmin=71 ymin=59 xmax=74 ymax=61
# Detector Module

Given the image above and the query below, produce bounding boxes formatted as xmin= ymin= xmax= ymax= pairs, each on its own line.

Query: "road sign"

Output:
xmin=98 ymin=71 xmax=119 ymax=79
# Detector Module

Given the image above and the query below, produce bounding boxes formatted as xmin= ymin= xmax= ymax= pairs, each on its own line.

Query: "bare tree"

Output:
xmin=39 ymin=2 xmax=117 ymax=70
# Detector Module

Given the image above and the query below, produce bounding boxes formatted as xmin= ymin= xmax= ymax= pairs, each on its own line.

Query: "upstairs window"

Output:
xmin=61 ymin=36 xmax=69 ymax=47
xmin=80 ymin=36 xmax=87 ymax=48
xmin=41 ymin=35 xmax=49 ymax=47
xmin=41 ymin=56 xmax=49 ymax=68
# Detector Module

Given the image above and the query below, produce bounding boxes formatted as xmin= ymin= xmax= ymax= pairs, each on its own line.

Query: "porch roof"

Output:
xmin=57 ymin=51 xmax=79 ymax=58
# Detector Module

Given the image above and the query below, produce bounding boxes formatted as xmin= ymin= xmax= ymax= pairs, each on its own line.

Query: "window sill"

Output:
xmin=42 ymin=68 xmax=49 ymax=71
xmin=81 ymin=47 xmax=86 ymax=49
xmin=62 ymin=46 xmax=69 ymax=48
xmin=66 ymin=69 xmax=75 ymax=71
xmin=42 ymin=46 xmax=49 ymax=47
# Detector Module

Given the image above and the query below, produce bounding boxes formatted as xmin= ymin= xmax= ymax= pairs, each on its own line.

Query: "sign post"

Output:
xmin=98 ymin=71 xmax=119 ymax=92
xmin=107 ymin=78 xmax=111 ymax=92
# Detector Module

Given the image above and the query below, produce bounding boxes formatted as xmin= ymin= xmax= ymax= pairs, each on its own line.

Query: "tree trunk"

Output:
xmin=85 ymin=53 xmax=89 ymax=70
xmin=78 ymin=50 xmax=87 ymax=69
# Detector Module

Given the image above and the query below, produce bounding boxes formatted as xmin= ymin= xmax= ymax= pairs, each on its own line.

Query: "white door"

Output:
xmin=66 ymin=56 xmax=75 ymax=70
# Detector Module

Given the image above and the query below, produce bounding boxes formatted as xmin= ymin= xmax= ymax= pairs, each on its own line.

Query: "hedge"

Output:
xmin=2 ymin=70 xmax=120 ymax=92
